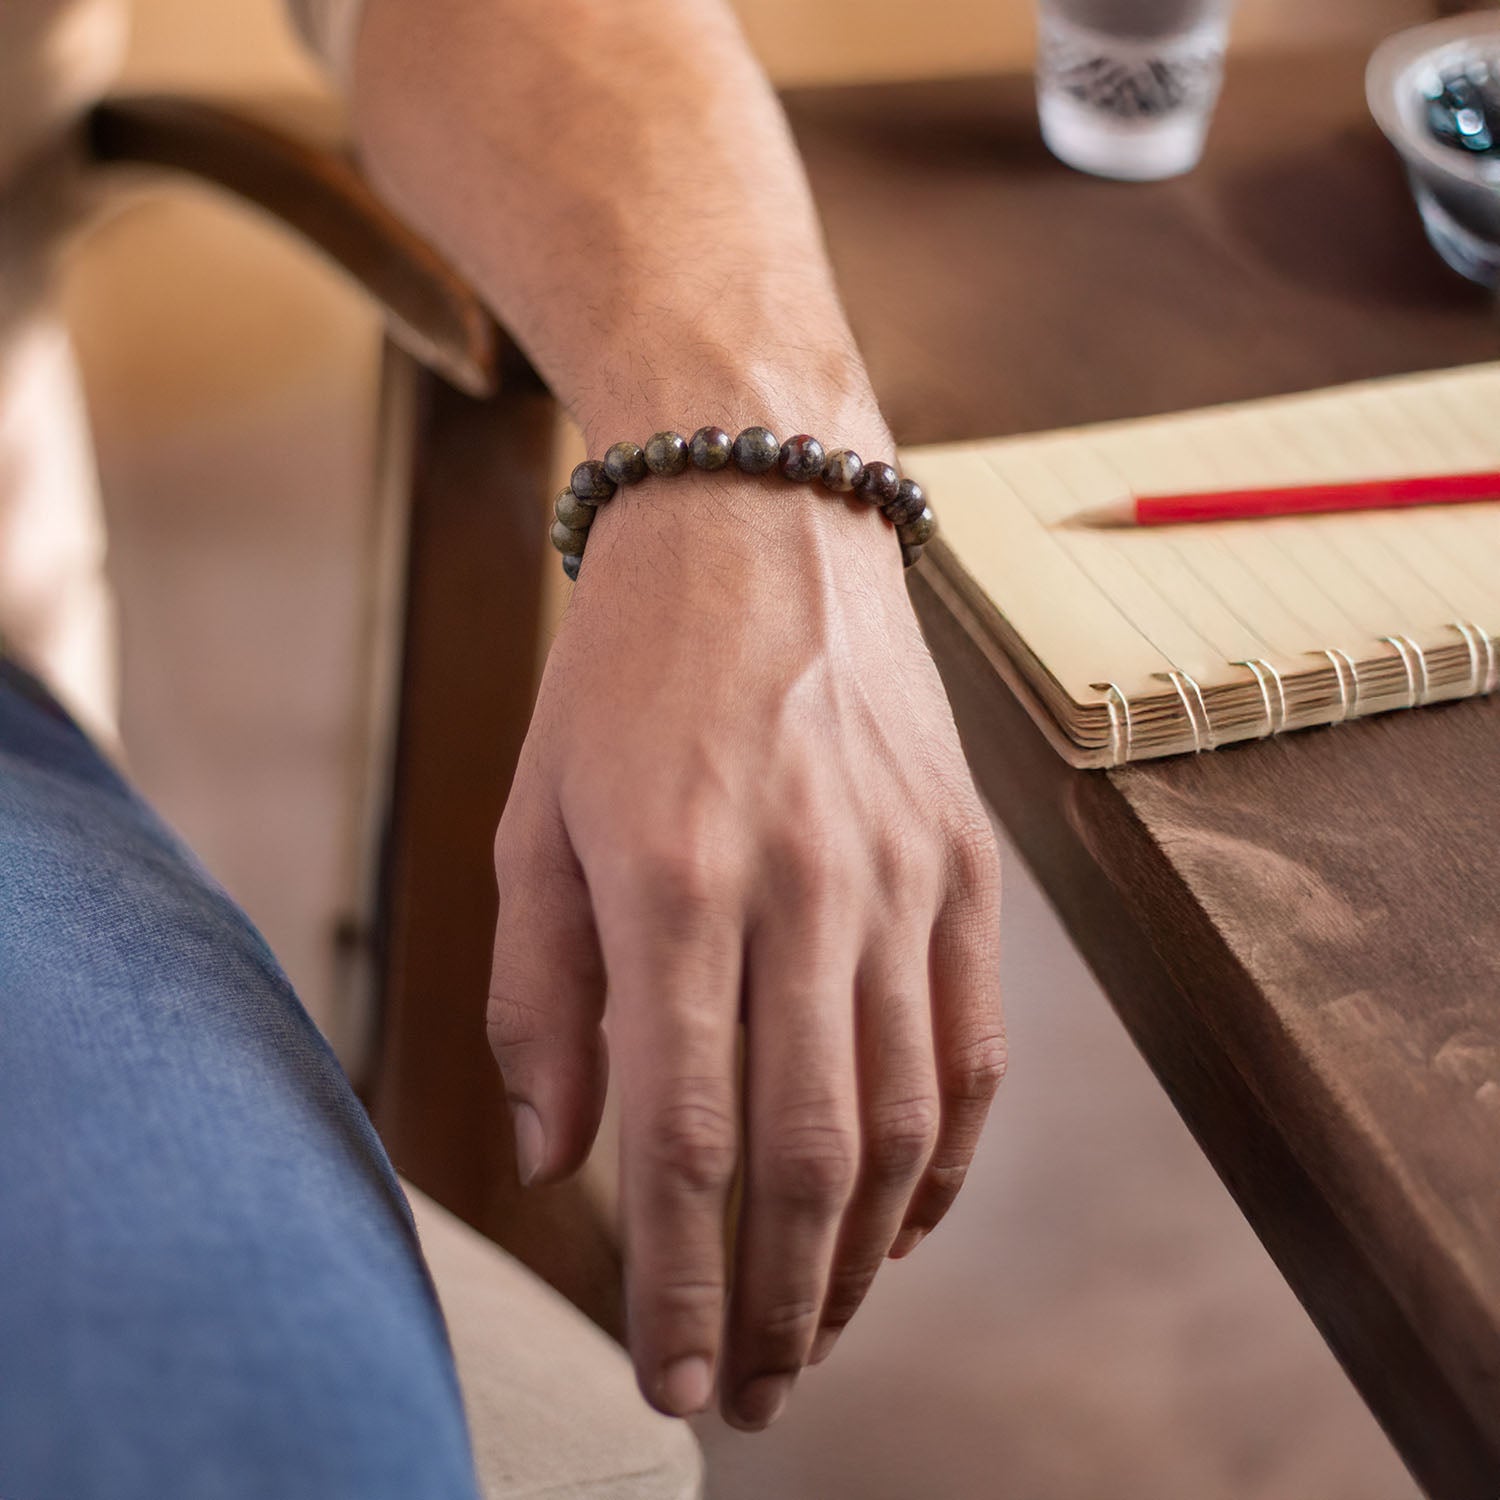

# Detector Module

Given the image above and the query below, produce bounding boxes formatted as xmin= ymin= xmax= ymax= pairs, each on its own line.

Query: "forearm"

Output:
xmin=350 ymin=0 xmax=889 ymax=459
xmin=346 ymin=1 xmax=1004 ymax=1429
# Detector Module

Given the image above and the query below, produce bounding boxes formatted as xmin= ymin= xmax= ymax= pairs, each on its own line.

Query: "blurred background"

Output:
xmin=61 ymin=1 xmax=1439 ymax=1495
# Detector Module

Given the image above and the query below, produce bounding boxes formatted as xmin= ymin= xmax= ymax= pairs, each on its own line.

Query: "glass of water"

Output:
xmin=1035 ymin=0 xmax=1236 ymax=180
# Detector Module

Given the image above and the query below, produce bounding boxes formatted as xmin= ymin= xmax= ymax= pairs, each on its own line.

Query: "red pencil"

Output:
xmin=1076 ymin=469 xmax=1500 ymax=527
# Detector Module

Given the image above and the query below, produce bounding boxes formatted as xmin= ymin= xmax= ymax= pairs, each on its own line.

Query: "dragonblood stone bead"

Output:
xmin=644 ymin=431 xmax=690 ymax=476
xmin=689 ymin=426 xmax=735 ymax=470
xmin=884 ymin=477 xmax=927 ymax=527
xmin=900 ymin=542 xmax=924 ymax=569
xmin=778 ymin=433 xmax=826 ymax=482
xmin=555 ymin=487 xmax=595 ymax=531
xmin=570 ymin=460 xmax=616 ymax=502
xmin=897 ymin=505 xmax=936 ymax=547
xmin=550 ymin=519 xmax=588 ymax=556
xmin=821 ymin=449 xmax=863 ymax=492
xmin=853 ymin=460 xmax=900 ymax=508
xmin=562 ymin=552 xmax=583 ymax=582
xmin=732 ymin=426 xmax=780 ymax=474
xmin=604 ymin=441 xmax=648 ymax=486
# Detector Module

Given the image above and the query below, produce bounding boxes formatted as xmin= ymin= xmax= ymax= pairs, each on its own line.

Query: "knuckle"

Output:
xmin=909 ymin=1161 xmax=969 ymax=1229
xmin=643 ymin=1094 xmax=738 ymax=1195
xmin=767 ymin=831 xmax=855 ymax=910
xmin=754 ymin=1295 xmax=824 ymax=1349
xmin=864 ymin=1095 xmax=941 ymax=1184
xmin=870 ymin=827 xmax=938 ymax=907
xmin=948 ymin=815 xmax=1002 ymax=904
xmin=638 ymin=841 xmax=736 ymax=920
xmin=925 ymin=1157 xmax=970 ymax=1193
xmin=648 ymin=1274 xmax=725 ymax=1324
xmin=945 ymin=1029 xmax=1009 ymax=1103
xmin=764 ymin=1120 xmax=860 ymax=1210
xmin=822 ymin=1262 xmax=881 ymax=1331
xmin=484 ymin=989 xmax=550 ymax=1058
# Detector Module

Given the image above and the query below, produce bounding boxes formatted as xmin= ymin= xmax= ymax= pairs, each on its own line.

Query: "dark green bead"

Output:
xmin=604 ymin=441 xmax=648 ymax=485
xmin=900 ymin=542 xmax=924 ymax=569
xmin=562 ymin=552 xmax=583 ymax=582
xmin=778 ymin=434 xmax=826 ymax=483
xmin=733 ymin=426 xmax=780 ymax=474
xmin=884 ymin=478 xmax=927 ymax=527
xmin=854 ymin=461 xmax=900 ymax=507
xmin=822 ymin=449 xmax=863 ymax=492
xmin=550 ymin=519 xmax=588 ymax=556
xmin=644 ymin=431 xmax=689 ymax=476
xmin=897 ymin=505 xmax=936 ymax=546
xmin=555 ymin=487 xmax=595 ymax=530
xmin=689 ymin=426 xmax=734 ymax=471
xmin=571 ymin=460 xmax=616 ymax=502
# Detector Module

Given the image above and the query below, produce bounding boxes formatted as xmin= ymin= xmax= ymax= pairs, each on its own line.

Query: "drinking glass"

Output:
xmin=1035 ymin=0 xmax=1236 ymax=180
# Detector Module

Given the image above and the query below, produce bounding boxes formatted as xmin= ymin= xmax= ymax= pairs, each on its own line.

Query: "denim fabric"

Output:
xmin=0 ymin=659 xmax=481 ymax=1500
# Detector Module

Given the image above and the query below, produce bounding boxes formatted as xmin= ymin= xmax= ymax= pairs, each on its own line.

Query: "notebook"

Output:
xmin=900 ymin=363 xmax=1500 ymax=767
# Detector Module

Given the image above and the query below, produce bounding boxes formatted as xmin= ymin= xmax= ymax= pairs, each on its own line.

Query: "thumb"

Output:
xmin=488 ymin=781 xmax=608 ymax=1186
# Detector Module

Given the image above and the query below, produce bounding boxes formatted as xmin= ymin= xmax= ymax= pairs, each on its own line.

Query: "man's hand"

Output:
xmin=486 ymin=459 xmax=1004 ymax=1427
xmin=348 ymin=0 xmax=1005 ymax=1428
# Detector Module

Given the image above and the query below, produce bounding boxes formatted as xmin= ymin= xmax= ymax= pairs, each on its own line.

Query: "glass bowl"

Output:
xmin=1367 ymin=13 xmax=1500 ymax=287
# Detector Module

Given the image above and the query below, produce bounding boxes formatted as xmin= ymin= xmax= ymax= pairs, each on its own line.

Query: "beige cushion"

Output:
xmin=404 ymin=1182 xmax=704 ymax=1500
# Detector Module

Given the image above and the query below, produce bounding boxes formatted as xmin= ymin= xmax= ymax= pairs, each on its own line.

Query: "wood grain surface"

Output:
xmin=780 ymin=48 xmax=1500 ymax=1498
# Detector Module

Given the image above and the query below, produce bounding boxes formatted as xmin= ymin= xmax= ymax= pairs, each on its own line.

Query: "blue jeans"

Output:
xmin=0 ymin=659 xmax=481 ymax=1500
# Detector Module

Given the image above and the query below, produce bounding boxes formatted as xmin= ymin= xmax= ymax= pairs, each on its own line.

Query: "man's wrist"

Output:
xmin=573 ymin=358 xmax=892 ymax=471
xmin=570 ymin=436 xmax=911 ymax=603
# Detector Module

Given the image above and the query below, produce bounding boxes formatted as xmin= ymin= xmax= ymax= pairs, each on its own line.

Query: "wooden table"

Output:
xmin=778 ymin=48 xmax=1500 ymax=1500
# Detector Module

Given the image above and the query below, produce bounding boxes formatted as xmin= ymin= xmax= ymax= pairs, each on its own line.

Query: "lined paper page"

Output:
xmin=903 ymin=364 xmax=1500 ymax=717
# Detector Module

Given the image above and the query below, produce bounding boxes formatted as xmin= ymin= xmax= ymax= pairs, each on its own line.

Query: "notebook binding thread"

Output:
xmin=1450 ymin=620 xmax=1498 ymax=696
xmin=1311 ymin=647 xmax=1362 ymax=723
xmin=1101 ymin=625 xmax=1496 ymax=766
xmin=1233 ymin=658 xmax=1287 ymax=738
xmin=1091 ymin=681 xmax=1134 ymax=767
xmin=1380 ymin=635 xmax=1430 ymax=708
xmin=1153 ymin=669 xmax=1214 ymax=753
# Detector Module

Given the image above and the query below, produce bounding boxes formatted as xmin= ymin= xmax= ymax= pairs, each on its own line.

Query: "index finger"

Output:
xmin=589 ymin=849 xmax=744 ymax=1419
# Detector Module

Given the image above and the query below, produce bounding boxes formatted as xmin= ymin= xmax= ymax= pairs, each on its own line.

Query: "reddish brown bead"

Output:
xmin=897 ymin=505 xmax=936 ymax=546
xmin=821 ymin=449 xmax=863 ymax=492
xmin=884 ymin=478 xmax=927 ymax=527
xmin=690 ymin=426 xmax=735 ymax=470
xmin=604 ymin=441 xmax=648 ymax=485
xmin=854 ymin=461 xmax=900 ymax=507
xmin=550 ymin=519 xmax=588 ymax=556
xmin=644 ymin=431 xmax=690 ymax=476
xmin=778 ymin=434 xmax=826 ymax=482
xmin=570 ymin=460 xmax=616 ymax=502
xmin=555 ymin=487 xmax=595 ymax=530
xmin=733 ymin=426 xmax=780 ymax=474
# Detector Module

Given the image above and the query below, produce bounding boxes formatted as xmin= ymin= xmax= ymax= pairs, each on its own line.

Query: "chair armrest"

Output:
xmin=87 ymin=93 xmax=501 ymax=398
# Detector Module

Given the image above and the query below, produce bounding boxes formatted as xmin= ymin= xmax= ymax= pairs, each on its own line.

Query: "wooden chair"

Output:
xmin=85 ymin=93 xmax=623 ymax=1334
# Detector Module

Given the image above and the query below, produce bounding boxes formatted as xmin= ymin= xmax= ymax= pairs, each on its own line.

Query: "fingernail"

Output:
xmin=658 ymin=1355 xmax=713 ymax=1416
xmin=733 ymin=1373 xmax=793 ymax=1430
xmin=810 ymin=1327 xmax=839 ymax=1365
xmin=889 ymin=1226 xmax=926 ymax=1259
xmin=511 ymin=1102 xmax=545 ymax=1186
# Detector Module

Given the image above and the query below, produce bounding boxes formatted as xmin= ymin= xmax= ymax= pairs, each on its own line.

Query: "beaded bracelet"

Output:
xmin=548 ymin=425 xmax=936 ymax=581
